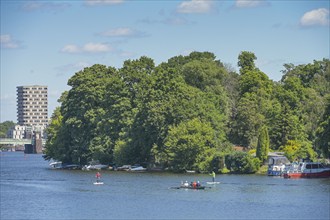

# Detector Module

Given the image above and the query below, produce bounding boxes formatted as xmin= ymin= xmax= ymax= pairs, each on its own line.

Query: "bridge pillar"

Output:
xmin=25 ymin=131 xmax=43 ymax=154
xmin=24 ymin=144 xmax=33 ymax=154
xmin=34 ymin=131 xmax=43 ymax=154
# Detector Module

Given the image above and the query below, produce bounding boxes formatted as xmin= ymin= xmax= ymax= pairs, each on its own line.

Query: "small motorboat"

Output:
xmin=84 ymin=164 xmax=108 ymax=170
xmin=116 ymin=165 xmax=132 ymax=171
xmin=49 ymin=161 xmax=63 ymax=169
xmin=267 ymin=156 xmax=290 ymax=176
xmin=49 ymin=162 xmax=80 ymax=170
xmin=128 ymin=166 xmax=147 ymax=172
xmin=185 ymin=170 xmax=196 ymax=174
xmin=82 ymin=160 xmax=109 ymax=170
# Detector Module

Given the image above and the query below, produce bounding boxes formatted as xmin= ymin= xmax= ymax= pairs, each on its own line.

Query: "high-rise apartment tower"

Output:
xmin=17 ymin=85 xmax=48 ymax=127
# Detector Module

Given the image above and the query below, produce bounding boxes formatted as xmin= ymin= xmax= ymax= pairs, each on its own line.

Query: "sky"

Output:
xmin=1 ymin=0 xmax=329 ymax=123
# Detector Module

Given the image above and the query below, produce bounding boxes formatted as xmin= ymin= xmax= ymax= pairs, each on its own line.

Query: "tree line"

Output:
xmin=43 ymin=51 xmax=330 ymax=173
xmin=0 ymin=121 xmax=15 ymax=138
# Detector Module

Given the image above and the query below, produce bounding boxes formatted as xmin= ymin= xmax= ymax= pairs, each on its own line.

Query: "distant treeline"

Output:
xmin=43 ymin=51 xmax=330 ymax=173
xmin=0 ymin=121 xmax=15 ymax=138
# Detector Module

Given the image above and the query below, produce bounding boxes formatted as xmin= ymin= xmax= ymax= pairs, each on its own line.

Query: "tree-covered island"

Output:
xmin=43 ymin=51 xmax=330 ymax=173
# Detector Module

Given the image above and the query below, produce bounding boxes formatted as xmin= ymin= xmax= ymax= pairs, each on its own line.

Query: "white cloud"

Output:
xmin=300 ymin=8 xmax=329 ymax=27
xmin=85 ymin=0 xmax=124 ymax=6
xmin=22 ymin=1 xmax=43 ymax=11
xmin=22 ymin=1 xmax=71 ymax=12
xmin=99 ymin=27 xmax=148 ymax=38
xmin=61 ymin=44 xmax=80 ymax=53
xmin=61 ymin=42 xmax=112 ymax=54
xmin=235 ymin=0 xmax=267 ymax=8
xmin=83 ymin=42 xmax=112 ymax=53
xmin=0 ymin=34 xmax=21 ymax=49
xmin=177 ymin=0 xmax=213 ymax=14
xmin=138 ymin=15 xmax=194 ymax=26
xmin=100 ymin=27 xmax=135 ymax=37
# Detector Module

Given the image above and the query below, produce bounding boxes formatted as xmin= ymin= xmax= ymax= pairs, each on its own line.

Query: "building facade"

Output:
xmin=7 ymin=125 xmax=26 ymax=139
xmin=17 ymin=85 xmax=48 ymax=127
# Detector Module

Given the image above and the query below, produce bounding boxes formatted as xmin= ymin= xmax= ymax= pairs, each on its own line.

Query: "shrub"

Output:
xmin=225 ymin=151 xmax=261 ymax=173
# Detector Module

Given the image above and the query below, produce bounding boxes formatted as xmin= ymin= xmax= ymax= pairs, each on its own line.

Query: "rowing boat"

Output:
xmin=171 ymin=185 xmax=210 ymax=190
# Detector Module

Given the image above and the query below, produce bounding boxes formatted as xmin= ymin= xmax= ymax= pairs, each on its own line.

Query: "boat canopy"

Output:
xmin=268 ymin=156 xmax=290 ymax=165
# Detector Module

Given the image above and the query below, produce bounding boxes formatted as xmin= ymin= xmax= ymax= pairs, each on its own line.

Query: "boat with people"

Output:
xmin=171 ymin=181 xmax=209 ymax=190
xmin=171 ymin=185 xmax=208 ymax=190
xmin=283 ymin=161 xmax=330 ymax=178
xmin=178 ymin=185 xmax=207 ymax=190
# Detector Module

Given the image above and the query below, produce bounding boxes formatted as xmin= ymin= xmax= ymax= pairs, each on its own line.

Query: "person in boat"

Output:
xmin=210 ymin=171 xmax=216 ymax=182
xmin=192 ymin=181 xmax=197 ymax=188
xmin=197 ymin=181 xmax=201 ymax=187
xmin=95 ymin=171 xmax=101 ymax=182
xmin=183 ymin=181 xmax=189 ymax=187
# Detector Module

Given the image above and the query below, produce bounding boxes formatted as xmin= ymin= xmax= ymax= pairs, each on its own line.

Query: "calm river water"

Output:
xmin=1 ymin=152 xmax=329 ymax=220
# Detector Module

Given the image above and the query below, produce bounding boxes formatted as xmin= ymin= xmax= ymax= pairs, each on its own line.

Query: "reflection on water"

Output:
xmin=1 ymin=152 xmax=329 ymax=219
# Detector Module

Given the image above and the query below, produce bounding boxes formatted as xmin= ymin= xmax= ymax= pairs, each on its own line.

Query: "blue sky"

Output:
xmin=1 ymin=0 xmax=329 ymax=123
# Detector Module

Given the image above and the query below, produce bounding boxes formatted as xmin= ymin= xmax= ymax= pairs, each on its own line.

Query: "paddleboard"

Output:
xmin=206 ymin=182 xmax=220 ymax=184
xmin=93 ymin=182 xmax=104 ymax=185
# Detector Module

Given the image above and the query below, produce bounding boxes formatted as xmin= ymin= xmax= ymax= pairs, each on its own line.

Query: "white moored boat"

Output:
xmin=128 ymin=166 xmax=147 ymax=172
xmin=267 ymin=156 xmax=290 ymax=176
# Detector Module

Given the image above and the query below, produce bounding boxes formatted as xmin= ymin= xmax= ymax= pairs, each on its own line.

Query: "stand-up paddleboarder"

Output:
xmin=95 ymin=171 xmax=101 ymax=183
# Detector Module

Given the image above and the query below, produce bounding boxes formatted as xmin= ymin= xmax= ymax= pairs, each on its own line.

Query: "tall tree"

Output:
xmin=163 ymin=118 xmax=217 ymax=172
xmin=256 ymin=126 xmax=269 ymax=163
xmin=315 ymin=95 xmax=330 ymax=158
xmin=237 ymin=51 xmax=257 ymax=74
xmin=57 ymin=64 xmax=116 ymax=164
xmin=231 ymin=61 xmax=273 ymax=148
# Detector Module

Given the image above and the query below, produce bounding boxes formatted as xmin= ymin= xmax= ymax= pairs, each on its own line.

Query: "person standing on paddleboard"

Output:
xmin=210 ymin=171 xmax=216 ymax=182
xmin=96 ymin=171 xmax=101 ymax=182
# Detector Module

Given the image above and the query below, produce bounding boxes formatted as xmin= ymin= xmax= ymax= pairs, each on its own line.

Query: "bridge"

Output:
xmin=0 ymin=138 xmax=46 ymax=145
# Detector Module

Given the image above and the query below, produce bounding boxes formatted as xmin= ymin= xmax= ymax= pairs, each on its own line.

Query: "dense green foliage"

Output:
xmin=0 ymin=121 xmax=15 ymax=138
xmin=225 ymin=151 xmax=261 ymax=174
xmin=44 ymin=51 xmax=330 ymax=173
